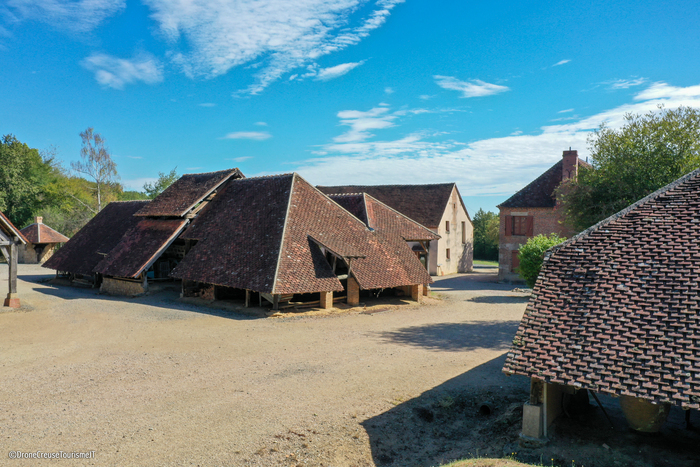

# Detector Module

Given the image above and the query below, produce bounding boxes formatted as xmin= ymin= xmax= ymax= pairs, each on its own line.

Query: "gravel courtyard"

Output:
xmin=1 ymin=264 xmax=529 ymax=466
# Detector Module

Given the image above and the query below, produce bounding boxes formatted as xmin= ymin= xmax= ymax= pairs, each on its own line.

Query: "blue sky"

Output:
xmin=2 ymin=0 xmax=700 ymax=215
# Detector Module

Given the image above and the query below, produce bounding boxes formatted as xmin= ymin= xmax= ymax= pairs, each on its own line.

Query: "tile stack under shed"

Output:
xmin=503 ymin=168 xmax=700 ymax=410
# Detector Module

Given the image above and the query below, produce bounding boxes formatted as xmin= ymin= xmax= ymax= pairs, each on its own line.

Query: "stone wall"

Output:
xmin=100 ymin=277 xmax=147 ymax=296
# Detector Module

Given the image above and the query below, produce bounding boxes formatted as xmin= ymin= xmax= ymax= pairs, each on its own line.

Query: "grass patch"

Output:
xmin=440 ymin=459 xmax=535 ymax=467
xmin=473 ymin=260 xmax=498 ymax=267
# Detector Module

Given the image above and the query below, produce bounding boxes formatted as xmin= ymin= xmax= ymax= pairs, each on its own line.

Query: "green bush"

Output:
xmin=518 ymin=234 xmax=566 ymax=288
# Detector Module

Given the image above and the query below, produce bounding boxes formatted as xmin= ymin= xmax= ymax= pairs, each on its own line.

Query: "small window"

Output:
xmin=446 ymin=248 xmax=451 ymax=260
xmin=512 ymin=216 xmax=527 ymax=236
xmin=445 ymin=221 xmax=450 ymax=233
xmin=461 ymin=221 xmax=466 ymax=244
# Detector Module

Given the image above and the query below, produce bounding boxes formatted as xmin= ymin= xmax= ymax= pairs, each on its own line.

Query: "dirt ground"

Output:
xmin=1 ymin=265 xmax=699 ymax=467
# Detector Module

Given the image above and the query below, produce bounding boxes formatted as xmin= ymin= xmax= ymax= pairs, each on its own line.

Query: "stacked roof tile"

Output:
xmin=499 ymin=158 xmax=590 ymax=208
xmin=20 ymin=222 xmax=69 ymax=244
xmin=135 ymin=169 xmax=243 ymax=217
xmin=503 ymin=169 xmax=700 ymax=409
xmin=329 ymin=193 xmax=439 ymax=242
xmin=172 ymin=173 xmax=432 ymax=294
xmin=43 ymin=201 xmax=148 ymax=276
xmin=318 ymin=183 xmax=461 ymax=228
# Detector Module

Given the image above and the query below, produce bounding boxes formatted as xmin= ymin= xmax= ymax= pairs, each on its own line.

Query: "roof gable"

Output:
xmin=20 ymin=222 xmax=69 ymax=244
xmin=135 ymin=169 xmax=243 ymax=217
xmin=0 ymin=211 xmax=27 ymax=245
xmin=43 ymin=201 xmax=148 ymax=276
xmin=317 ymin=183 xmax=460 ymax=228
xmin=503 ymin=168 xmax=700 ymax=409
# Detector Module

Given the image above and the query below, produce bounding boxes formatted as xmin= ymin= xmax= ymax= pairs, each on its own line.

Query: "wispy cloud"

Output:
xmin=4 ymin=0 xmax=125 ymax=33
xmin=434 ymin=76 xmax=510 ymax=98
xmin=222 ymin=131 xmax=272 ymax=140
xmin=255 ymin=122 xmax=268 ymax=126
xmin=553 ymin=59 xmax=571 ymax=66
xmin=81 ymin=52 xmax=163 ymax=89
xmin=198 ymin=102 xmax=216 ymax=107
xmin=384 ymin=87 xmax=394 ymax=94
xmin=291 ymin=82 xmax=700 ymax=197
xmin=334 ymin=106 xmax=397 ymax=143
xmin=605 ymin=77 xmax=648 ymax=90
xmin=558 ymin=108 xmax=574 ymax=113
xmin=143 ymin=0 xmax=403 ymax=95
xmin=419 ymin=94 xmax=434 ymax=100
xmin=126 ymin=155 xmax=143 ymax=159
xmin=230 ymin=156 xmax=253 ymax=162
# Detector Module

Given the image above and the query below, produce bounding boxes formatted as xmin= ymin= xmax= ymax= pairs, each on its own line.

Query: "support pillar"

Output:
xmin=410 ymin=284 xmax=422 ymax=302
xmin=245 ymin=290 xmax=250 ymax=308
xmin=320 ymin=291 xmax=333 ymax=309
xmin=423 ymin=284 xmax=429 ymax=296
xmin=4 ymin=243 xmax=19 ymax=308
xmin=347 ymin=276 xmax=360 ymax=306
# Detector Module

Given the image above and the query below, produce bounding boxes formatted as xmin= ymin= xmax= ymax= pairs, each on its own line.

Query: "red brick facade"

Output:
xmin=497 ymin=150 xmax=584 ymax=282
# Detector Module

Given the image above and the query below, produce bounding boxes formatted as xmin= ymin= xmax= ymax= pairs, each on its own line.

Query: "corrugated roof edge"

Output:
xmin=542 ymin=167 xmax=700 ymax=263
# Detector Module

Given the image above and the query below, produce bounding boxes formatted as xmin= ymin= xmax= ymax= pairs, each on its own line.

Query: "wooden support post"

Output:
xmin=319 ymin=291 xmax=333 ymax=309
xmin=347 ymin=276 xmax=360 ymax=306
xmin=273 ymin=294 xmax=280 ymax=311
xmin=4 ymin=243 xmax=20 ymax=308
xmin=245 ymin=290 xmax=250 ymax=308
xmin=423 ymin=283 xmax=429 ymax=296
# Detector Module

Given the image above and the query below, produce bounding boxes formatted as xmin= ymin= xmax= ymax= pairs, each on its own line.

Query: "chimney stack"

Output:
xmin=36 ymin=216 xmax=43 ymax=224
xmin=562 ymin=149 xmax=578 ymax=181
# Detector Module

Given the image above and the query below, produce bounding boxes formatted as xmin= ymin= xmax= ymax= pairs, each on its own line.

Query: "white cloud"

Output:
xmin=419 ymin=94 xmax=434 ymax=100
xmin=255 ymin=121 xmax=268 ymax=126
xmin=5 ymin=0 xmax=125 ymax=32
xmin=81 ymin=52 xmax=163 ymax=89
xmin=231 ymin=156 xmax=253 ymax=162
xmin=315 ymin=60 xmax=365 ymax=81
xmin=558 ymin=108 xmax=574 ymax=113
xmin=434 ymin=75 xmax=510 ymax=98
xmin=198 ymin=102 xmax=216 ymax=107
xmin=222 ymin=131 xmax=272 ymax=140
xmin=605 ymin=77 xmax=647 ymax=90
xmin=126 ymin=155 xmax=143 ymax=159
xmin=334 ymin=106 xmax=397 ymax=143
xmin=292 ymin=82 xmax=700 ymax=197
xmin=384 ymin=87 xmax=394 ymax=94
xmin=553 ymin=59 xmax=571 ymax=66
xmin=143 ymin=0 xmax=403 ymax=95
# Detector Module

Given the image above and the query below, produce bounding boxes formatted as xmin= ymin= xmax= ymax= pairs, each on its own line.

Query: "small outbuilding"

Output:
xmin=503 ymin=168 xmax=700 ymax=440
xmin=0 ymin=211 xmax=27 ymax=307
xmin=18 ymin=217 xmax=70 ymax=264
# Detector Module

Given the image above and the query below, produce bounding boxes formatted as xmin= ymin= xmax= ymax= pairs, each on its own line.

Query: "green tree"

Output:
xmin=71 ymin=127 xmax=119 ymax=212
xmin=144 ymin=167 xmax=178 ymax=199
xmin=518 ymin=234 xmax=566 ymax=288
xmin=472 ymin=208 xmax=499 ymax=261
xmin=558 ymin=106 xmax=700 ymax=232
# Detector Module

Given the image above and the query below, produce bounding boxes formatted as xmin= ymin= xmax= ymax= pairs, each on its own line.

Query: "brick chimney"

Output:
xmin=562 ymin=149 xmax=579 ymax=181
xmin=35 ymin=216 xmax=43 ymax=224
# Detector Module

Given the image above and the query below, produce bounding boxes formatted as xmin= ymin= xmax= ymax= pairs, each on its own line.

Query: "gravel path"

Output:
xmin=0 ymin=264 xmax=530 ymax=466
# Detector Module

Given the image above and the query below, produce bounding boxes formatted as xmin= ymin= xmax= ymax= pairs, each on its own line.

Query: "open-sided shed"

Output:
xmin=0 ymin=211 xmax=27 ymax=307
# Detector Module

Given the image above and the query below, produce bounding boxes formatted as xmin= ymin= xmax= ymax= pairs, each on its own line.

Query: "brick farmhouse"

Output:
xmin=498 ymin=149 xmax=589 ymax=282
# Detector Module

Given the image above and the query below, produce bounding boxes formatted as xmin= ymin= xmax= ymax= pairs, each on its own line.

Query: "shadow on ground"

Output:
xmin=377 ymin=320 xmax=520 ymax=352
xmin=362 ymin=354 xmax=700 ymax=467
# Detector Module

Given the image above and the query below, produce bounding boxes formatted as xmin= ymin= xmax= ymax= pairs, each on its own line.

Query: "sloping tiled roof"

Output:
xmin=134 ymin=169 xmax=243 ymax=217
xmin=20 ymin=222 xmax=69 ymax=244
xmin=499 ymin=158 xmax=590 ymax=208
xmin=0 ymin=211 xmax=27 ymax=244
xmin=94 ymin=218 xmax=189 ymax=278
xmin=172 ymin=174 xmax=432 ymax=294
xmin=43 ymin=201 xmax=148 ymax=276
xmin=317 ymin=183 xmax=463 ymax=228
xmin=503 ymin=169 xmax=700 ymax=410
xmin=329 ymin=193 xmax=440 ymax=241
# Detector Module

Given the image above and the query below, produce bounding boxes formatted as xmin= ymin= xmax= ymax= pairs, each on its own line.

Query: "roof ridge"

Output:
xmin=318 ymin=182 xmax=456 ymax=188
xmin=231 ymin=172 xmax=294 ymax=182
xmin=363 ymin=193 xmax=440 ymax=237
xmin=181 ymin=168 xmax=240 ymax=177
xmin=271 ymin=174 xmax=296 ymax=294
xmin=546 ymin=167 xmax=700 ymax=257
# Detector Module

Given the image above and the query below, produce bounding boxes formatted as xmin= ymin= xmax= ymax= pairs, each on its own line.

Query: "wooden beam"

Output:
xmin=4 ymin=243 xmax=19 ymax=308
xmin=245 ymin=290 xmax=250 ymax=308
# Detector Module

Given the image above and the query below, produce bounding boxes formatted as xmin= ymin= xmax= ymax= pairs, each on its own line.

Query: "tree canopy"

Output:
xmin=472 ymin=208 xmax=499 ymax=261
xmin=558 ymin=106 xmax=700 ymax=232
xmin=71 ymin=127 xmax=119 ymax=212
xmin=144 ymin=168 xmax=178 ymax=199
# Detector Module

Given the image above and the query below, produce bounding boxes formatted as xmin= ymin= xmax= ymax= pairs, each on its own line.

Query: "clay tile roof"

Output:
xmin=20 ymin=222 xmax=69 ymax=244
xmin=499 ymin=158 xmax=589 ymax=208
xmin=43 ymin=201 xmax=148 ymax=276
xmin=134 ymin=168 xmax=243 ymax=217
xmin=503 ymin=168 xmax=700 ymax=410
xmin=0 ymin=211 xmax=27 ymax=244
xmin=317 ymin=183 xmax=462 ymax=228
xmin=172 ymin=174 xmax=432 ymax=294
xmin=94 ymin=218 xmax=189 ymax=278
xmin=329 ymin=193 xmax=440 ymax=242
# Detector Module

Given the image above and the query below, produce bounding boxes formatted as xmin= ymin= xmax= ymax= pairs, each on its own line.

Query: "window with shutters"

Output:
xmin=512 ymin=216 xmax=527 ymax=235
